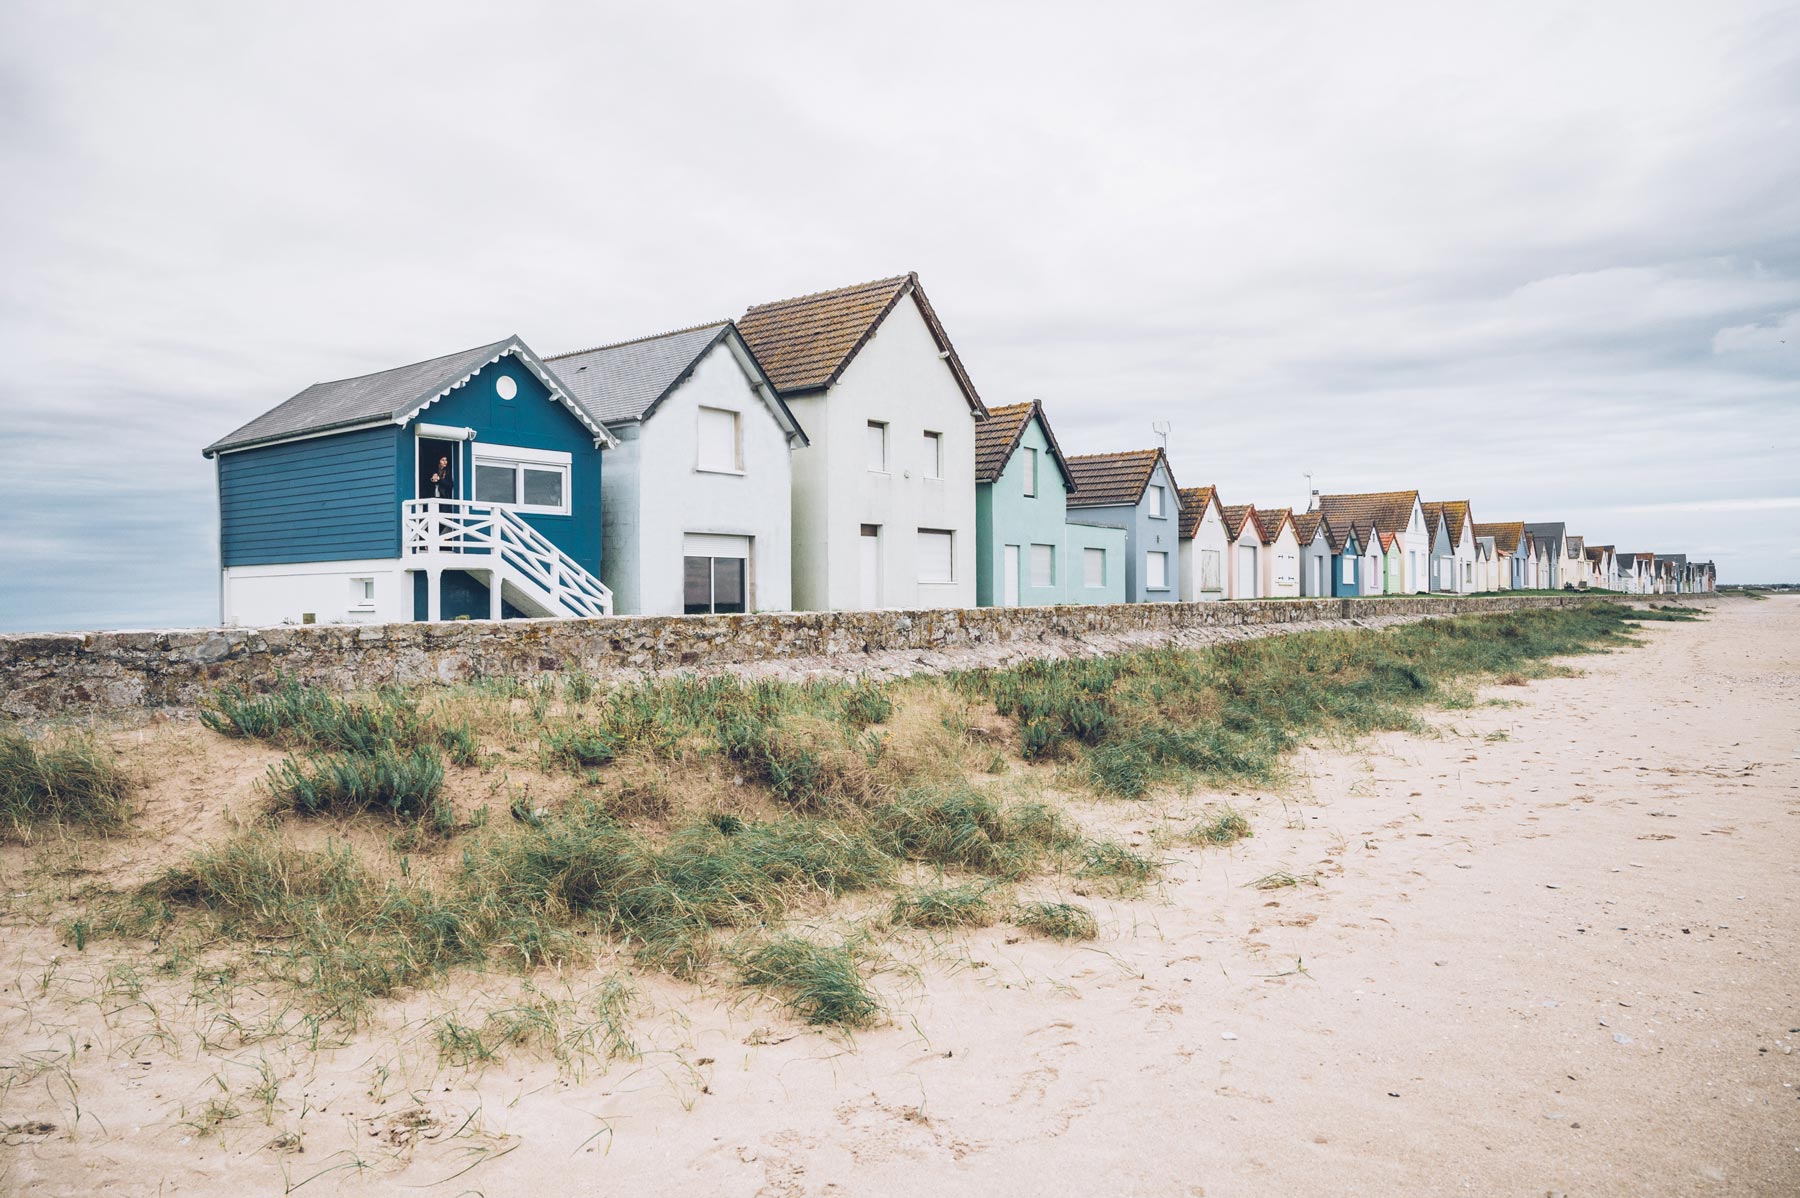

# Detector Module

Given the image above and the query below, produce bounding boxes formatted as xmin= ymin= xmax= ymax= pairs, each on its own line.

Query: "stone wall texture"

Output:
xmin=0 ymin=593 xmax=1693 ymax=721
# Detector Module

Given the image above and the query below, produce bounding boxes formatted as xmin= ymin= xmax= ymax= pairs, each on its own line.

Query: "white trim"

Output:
xmin=207 ymin=418 xmax=396 ymax=458
xmin=393 ymin=343 xmax=620 ymax=450
xmin=472 ymin=442 xmax=572 ymax=467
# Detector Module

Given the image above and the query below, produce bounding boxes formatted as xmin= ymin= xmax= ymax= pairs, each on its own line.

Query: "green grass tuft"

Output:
xmin=738 ymin=936 xmax=880 ymax=1028
xmin=1014 ymin=901 xmax=1099 ymax=941
xmin=1 ymin=728 xmax=132 ymax=841
xmin=889 ymin=882 xmax=998 ymax=929
xmin=1185 ymin=806 xmax=1252 ymax=847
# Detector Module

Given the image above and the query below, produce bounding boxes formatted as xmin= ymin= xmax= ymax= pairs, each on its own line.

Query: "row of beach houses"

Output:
xmin=203 ymin=273 xmax=1716 ymax=627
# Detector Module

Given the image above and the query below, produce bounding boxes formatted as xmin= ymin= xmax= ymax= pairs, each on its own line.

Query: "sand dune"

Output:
xmin=3 ymin=597 xmax=1795 ymax=1196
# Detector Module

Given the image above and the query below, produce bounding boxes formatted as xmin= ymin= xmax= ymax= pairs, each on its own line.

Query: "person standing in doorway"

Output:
xmin=429 ymin=453 xmax=455 ymax=499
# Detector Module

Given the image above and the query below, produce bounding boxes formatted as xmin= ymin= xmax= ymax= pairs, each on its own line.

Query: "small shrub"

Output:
xmin=1 ymin=729 xmax=132 ymax=841
xmin=202 ymin=679 xmax=428 ymax=753
xmin=1077 ymin=841 xmax=1158 ymax=892
xmin=889 ymin=882 xmax=996 ymax=929
xmin=738 ymin=936 xmax=880 ymax=1028
xmin=838 ymin=681 xmax=895 ymax=729
xmin=1014 ymin=901 xmax=1098 ymax=941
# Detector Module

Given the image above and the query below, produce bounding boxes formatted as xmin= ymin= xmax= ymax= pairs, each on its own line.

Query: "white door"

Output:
xmin=859 ymin=525 xmax=881 ymax=608
xmin=1238 ymin=545 xmax=1258 ymax=598
xmin=1003 ymin=545 xmax=1021 ymax=606
xmin=1310 ymin=556 xmax=1323 ymax=595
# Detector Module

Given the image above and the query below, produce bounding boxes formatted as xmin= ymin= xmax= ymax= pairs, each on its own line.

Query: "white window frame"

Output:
xmin=1145 ymin=550 xmax=1169 ymax=591
xmin=1341 ymin=556 xmax=1354 ymax=584
xmin=472 ymin=443 xmax=572 ymax=515
xmin=1022 ymin=447 xmax=1038 ymax=497
xmin=867 ymin=421 xmax=889 ymax=473
xmin=1030 ymin=543 xmax=1055 ymax=588
xmin=350 ymin=576 xmax=375 ymax=610
xmin=696 ymin=406 xmax=742 ymax=475
xmin=1147 ymin=484 xmax=1166 ymax=518
xmin=922 ymin=430 xmax=943 ymax=479
xmin=918 ymin=528 xmax=955 ymax=584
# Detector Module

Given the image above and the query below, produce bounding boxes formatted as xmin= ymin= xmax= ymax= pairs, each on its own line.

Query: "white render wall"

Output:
xmin=223 ymin=558 xmax=410 ymax=627
xmin=605 ymin=341 xmax=796 ymax=616
xmin=1179 ymin=504 xmax=1231 ymax=601
xmin=1261 ymin=524 xmax=1301 ymax=597
xmin=787 ymin=293 xmax=979 ymax=611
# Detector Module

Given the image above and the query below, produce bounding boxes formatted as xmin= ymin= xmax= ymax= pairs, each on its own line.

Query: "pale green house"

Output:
xmin=975 ymin=401 xmax=1126 ymax=606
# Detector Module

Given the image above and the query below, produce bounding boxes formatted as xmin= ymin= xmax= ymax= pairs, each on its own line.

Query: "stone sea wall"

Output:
xmin=0 ymin=593 xmax=1689 ymax=721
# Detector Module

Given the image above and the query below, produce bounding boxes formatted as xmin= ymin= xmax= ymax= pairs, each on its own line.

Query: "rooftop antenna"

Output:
xmin=1151 ymin=420 xmax=1170 ymax=452
xmin=1304 ymin=472 xmax=1319 ymax=511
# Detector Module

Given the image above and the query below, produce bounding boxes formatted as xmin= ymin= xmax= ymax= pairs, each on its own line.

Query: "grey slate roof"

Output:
xmin=546 ymin=322 xmax=806 ymax=443
xmin=547 ymin=323 xmax=730 ymax=425
xmin=204 ymin=335 xmax=609 ymax=456
xmin=1525 ymin=522 xmax=1565 ymax=546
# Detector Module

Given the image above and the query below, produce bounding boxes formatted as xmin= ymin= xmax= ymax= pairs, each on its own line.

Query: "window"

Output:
xmin=1030 ymin=543 xmax=1055 ymax=587
xmin=1146 ymin=551 xmax=1169 ymax=590
xmin=682 ymin=534 xmax=750 ymax=614
xmin=1200 ymin=549 xmax=1222 ymax=591
xmin=922 ymin=431 xmax=943 ymax=479
xmin=866 ymin=421 xmax=888 ymax=472
xmin=697 ymin=407 xmax=740 ymax=473
xmin=472 ymin=444 xmax=571 ymax=514
xmin=350 ymin=577 xmax=375 ymax=609
xmin=1022 ymin=447 xmax=1038 ymax=497
xmin=1147 ymin=484 xmax=1166 ymax=518
xmin=918 ymin=528 xmax=954 ymax=584
xmin=495 ymin=375 xmax=518 ymax=400
xmin=1084 ymin=547 xmax=1105 ymax=588
xmin=1342 ymin=556 xmax=1354 ymax=584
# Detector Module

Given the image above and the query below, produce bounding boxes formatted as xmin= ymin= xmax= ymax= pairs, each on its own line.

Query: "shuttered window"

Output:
xmin=1200 ymin=549 xmax=1221 ymax=591
xmin=918 ymin=529 xmax=954 ymax=584
xmin=1030 ymin=543 xmax=1054 ymax=587
xmin=867 ymin=421 xmax=888 ymax=472
xmin=698 ymin=407 xmax=739 ymax=472
xmin=1084 ymin=547 xmax=1105 ymax=588
xmin=1145 ymin=551 xmax=1168 ymax=590
xmin=923 ymin=431 xmax=943 ymax=479
xmin=1147 ymin=485 xmax=1166 ymax=518
xmin=1022 ymin=447 xmax=1038 ymax=497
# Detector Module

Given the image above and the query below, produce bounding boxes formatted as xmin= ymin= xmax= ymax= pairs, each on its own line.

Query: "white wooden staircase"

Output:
xmin=402 ymin=499 xmax=613 ymax=619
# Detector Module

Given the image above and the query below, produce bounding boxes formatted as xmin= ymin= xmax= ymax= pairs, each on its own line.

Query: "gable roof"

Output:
xmin=1525 ymin=522 xmax=1565 ymax=547
xmin=204 ymin=336 xmax=613 ymax=457
xmin=1253 ymin=506 xmax=1295 ymax=543
xmin=1065 ymin=448 xmax=1178 ymax=509
xmin=1425 ymin=499 xmax=1473 ymax=547
xmin=1221 ymin=503 xmax=1258 ymax=541
xmin=1178 ymin=485 xmax=1224 ymax=539
xmin=546 ymin=322 xmax=806 ymax=445
xmin=1317 ymin=490 xmax=1421 ymax=540
xmin=974 ymin=400 xmax=1074 ymax=488
xmin=737 ymin=272 xmax=986 ymax=415
xmin=1474 ymin=521 xmax=1526 ymax=553
xmin=1292 ymin=509 xmax=1323 ymax=545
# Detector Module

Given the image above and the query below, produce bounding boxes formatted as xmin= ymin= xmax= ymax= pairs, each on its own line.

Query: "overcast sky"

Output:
xmin=2 ymin=1 xmax=1796 ymax=631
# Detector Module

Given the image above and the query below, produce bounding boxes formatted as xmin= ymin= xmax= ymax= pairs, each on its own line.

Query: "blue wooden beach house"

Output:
xmin=203 ymin=336 xmax=617 ymax=626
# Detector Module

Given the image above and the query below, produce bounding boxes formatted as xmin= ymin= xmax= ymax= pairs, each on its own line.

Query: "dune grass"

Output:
xmin=66 ymin=602 xmax=1672 ymax=1033
xmin=1 ymin=728 xmax=132 ymax=842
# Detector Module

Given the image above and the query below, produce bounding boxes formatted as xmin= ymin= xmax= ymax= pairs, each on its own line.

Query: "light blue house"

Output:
xmin=1065 ymin=449 xmax=1183 ymax=603
xmin=973 ymin=401 xmax=1126 ymax=606
xmin=1296 ymin=510 xmax=1370 ymax=597
xmin=203 ymin=336 xmax=617 ymax=626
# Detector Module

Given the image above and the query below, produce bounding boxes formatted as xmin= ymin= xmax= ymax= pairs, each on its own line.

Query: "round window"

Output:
xmin=495 ymin=375 xmax=518 ymax=400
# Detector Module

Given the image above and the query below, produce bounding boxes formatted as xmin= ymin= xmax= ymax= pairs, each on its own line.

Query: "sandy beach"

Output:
xmin=3 ymin=596 xmax=1796 ymax=1196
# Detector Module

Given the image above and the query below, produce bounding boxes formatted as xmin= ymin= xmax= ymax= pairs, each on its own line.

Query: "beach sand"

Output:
xmin=3 ymin=596 xmax=1795 ymax=1196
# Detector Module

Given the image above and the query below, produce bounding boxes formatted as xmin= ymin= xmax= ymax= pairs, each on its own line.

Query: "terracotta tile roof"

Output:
xmin=1222 ymin=503 xmax=1258 ymax=541
xmin=1473 ymin=521 xmax=1525 ymax=553
xmin=1178 ymin=485 xmax=1222 ymax=539
xmin=1291 ymin=509 xmax=1322 ymax=545
xmin=1065 ymin=448 xmax=1178 ymax=509
xmin=1317 ymin=490 xmax=1419 ymax=540
xmin=738 ymin=272 xmax=985 ymax=415
xmin=1424 ymin=499 xmax=1473 ymax=548
xmin=1420 ymin=501 xmax=1447 ymax=543
xmin=973 ymin=400 xmax=1074 ymax=489
xmin=1253 ymin=506 xmax=1294 ymax=543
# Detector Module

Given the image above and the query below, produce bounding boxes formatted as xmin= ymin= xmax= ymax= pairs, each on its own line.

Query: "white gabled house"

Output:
xmin=1178 ymin=485 xmax=1230 ymax=602
xmin=547 ymin=322 xmax=807 ymax=616
xmin=1222 ymin=504 xmax=1262 ymax=599
xmin=738 ymin=274 xmax=986 ymax=611
xmin=1253 ymin=507 xmax=1301 ymax=598
xmin=1422 ymin=500 xmax=1477 ymax=593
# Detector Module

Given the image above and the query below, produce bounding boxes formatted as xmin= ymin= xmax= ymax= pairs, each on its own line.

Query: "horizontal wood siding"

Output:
xmin=219 ymin=426 xmax=401 ymax=566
